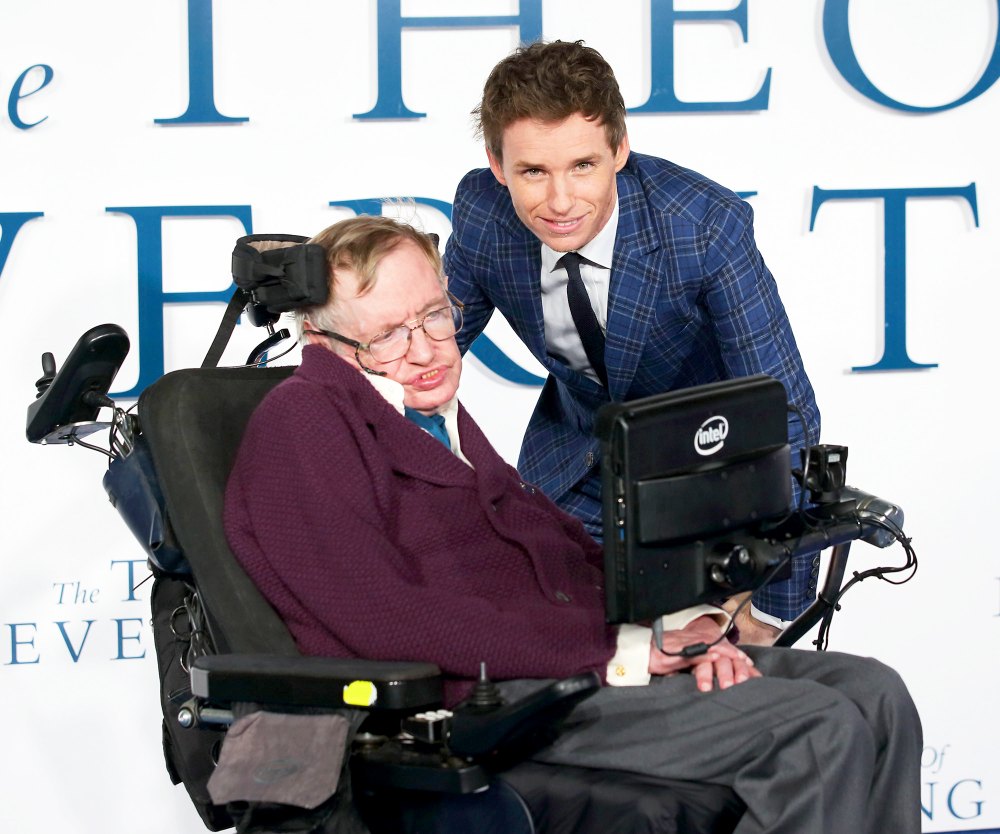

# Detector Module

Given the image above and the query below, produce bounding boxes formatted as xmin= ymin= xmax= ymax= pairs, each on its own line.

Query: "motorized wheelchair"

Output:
xmin=25 ymin=234 xmax=913 ymax=834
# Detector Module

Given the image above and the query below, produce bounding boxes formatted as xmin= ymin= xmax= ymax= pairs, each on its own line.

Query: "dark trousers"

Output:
xmin=501 ymin=648 xmax=921 ymax=834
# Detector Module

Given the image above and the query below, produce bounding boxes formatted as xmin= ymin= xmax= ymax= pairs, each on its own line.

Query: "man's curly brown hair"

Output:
xmin=474 ymin=40 xmax=627 ymax=160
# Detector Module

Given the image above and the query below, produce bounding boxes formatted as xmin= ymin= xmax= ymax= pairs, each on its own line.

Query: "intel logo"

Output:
xmin=694 ymin=416 xmax=729 ymax=456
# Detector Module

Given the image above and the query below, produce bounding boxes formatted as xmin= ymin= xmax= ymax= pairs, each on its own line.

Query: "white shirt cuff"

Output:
xmin=661 ymin=604 xmax=730 ymax=633
xmin=749 ymin=603 xmax=790 ymax=630
xmin=605 ymin=606 xmax=732 ymax=687
xmin=606 ymin=624 xmax=653 ymax=686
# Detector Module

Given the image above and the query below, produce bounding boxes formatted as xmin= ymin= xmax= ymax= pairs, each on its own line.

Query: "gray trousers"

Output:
xmin=501 ymin=648 xmax=921 ymax=834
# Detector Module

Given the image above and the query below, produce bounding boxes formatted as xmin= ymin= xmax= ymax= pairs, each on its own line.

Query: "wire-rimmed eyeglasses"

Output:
xmin=304 ymin=297 xmax=464 ymax=377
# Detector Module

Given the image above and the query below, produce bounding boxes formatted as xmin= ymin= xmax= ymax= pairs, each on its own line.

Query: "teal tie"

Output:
xmin=404 ymin=407 xmax=451 ymax=449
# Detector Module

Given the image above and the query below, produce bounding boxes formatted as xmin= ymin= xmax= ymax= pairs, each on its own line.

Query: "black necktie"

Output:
xmin=557 ymin=252 xmax=608 ymax=387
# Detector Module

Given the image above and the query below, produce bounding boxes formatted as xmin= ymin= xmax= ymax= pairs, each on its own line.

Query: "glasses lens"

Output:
xmin=366 ymin=306 xmax=463 ymax=363
xmin=367 ymin=327 xmax=410 ymax=363
xmin=423 ymin=306 xmax=462 ymax=341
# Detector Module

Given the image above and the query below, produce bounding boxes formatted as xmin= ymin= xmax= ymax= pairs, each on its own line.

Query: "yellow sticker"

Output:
xmin=343 ymin=680 xmax=377 ymax=707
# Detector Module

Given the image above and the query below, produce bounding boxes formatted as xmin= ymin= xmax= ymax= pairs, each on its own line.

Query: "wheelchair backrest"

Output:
xmin=139 ymin=364 xmax=298 ymax=656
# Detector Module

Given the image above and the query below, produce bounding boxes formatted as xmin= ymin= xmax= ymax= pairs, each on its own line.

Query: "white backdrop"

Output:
xmin=2 ymin=2 xmax=998 ymax=831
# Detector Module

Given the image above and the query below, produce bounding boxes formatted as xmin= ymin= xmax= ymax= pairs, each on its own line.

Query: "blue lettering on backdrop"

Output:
xmin=110 ymin=559 xmax=147 ymax=602
xmin=823 ymin=0 xmax=1000 ymax=112
xmin=106 ymin=206 xmax=251 ymax=398
xmin=155 ymin=0 xmax=248 ymax=125
xmin=354 ymin=0 xmax=543 ymax=119
xmin=631 ymin=0 xmax=771 ymax=113
xmin=4 ymin=620 xmax=151 ymax=664
xmin=53 ymin=581 xmax=100 ymax=605
xmin=0 ymin=212 xmax=44 ymax=280
xmin=4 ymin=562 xmax=149 ymax=665
xmin=55 ymin=620 xmax=95 ymax=663
xmin=947 ymin=780 xmax=985 ymax=820
xmin=809 ymin=184 xmax=978 ymax=372
xmin=329 ymin=197 xmax=546 ymax=386
xmin=113 ymin=618 xmax=146 ymax=660
xmin=922 ymin=779 xmax=987 ymax=822
xmin=7 ymin=64 xmax=54 ymax=129
xmin=5 ymin=623 xmax=39 ymax=665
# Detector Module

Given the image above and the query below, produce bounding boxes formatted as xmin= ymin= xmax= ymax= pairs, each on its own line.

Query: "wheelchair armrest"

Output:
xmin=448 ymin=672 xmax=601 ymax=759
xmin=190 ymin=653 xmax=443 ymax=712
xmin=353 ymin=672 xmax=602 ymax=795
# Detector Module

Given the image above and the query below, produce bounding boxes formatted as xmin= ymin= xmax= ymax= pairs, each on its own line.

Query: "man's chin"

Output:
xmin=405 ymin=385 xmax=458 ymax=416
xmin=539 ymin=231 xmax=589 ymax=252
xmin=532 ymin=218 xmax=594 ymax=252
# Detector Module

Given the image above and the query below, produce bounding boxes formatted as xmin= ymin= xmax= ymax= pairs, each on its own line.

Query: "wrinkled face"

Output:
xmin=313 ymin=240 xmax=461 ymax=415
xmin=487 ymin=113 xmax=630 ymax=253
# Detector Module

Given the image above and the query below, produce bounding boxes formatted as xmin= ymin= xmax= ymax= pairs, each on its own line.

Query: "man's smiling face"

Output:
xmin=487 ymin=112 xmax=629 ymax=252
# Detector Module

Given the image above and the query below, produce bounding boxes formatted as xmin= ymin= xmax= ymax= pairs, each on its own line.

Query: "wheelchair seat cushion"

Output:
xmin=500 ymin=761 xmax=744 ymax=834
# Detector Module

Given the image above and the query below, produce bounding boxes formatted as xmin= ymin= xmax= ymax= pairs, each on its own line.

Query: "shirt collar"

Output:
xmin=361 ymin=370 xmax=467 ymax=462
xmin=540 ymin=195 xmax=620 ymax=273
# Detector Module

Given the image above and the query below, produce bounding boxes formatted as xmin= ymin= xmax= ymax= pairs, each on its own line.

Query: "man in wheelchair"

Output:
xmin=223 ymin=214 xmax=921 ymax=834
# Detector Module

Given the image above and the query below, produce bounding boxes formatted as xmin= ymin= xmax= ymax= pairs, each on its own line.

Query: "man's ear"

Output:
xmin=302 ymin=319 xmax=323 ymax=346
xmin=614 ymin=133 xmax=631 ymax=173
xmin=486 ymin=148 xmax=507 ymax=186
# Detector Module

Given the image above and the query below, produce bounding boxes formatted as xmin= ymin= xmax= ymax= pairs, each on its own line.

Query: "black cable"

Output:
xmin=814 ymin=516 xmax=917 ymax=650
xmin=248 ymin=338 xmax=297 ymax=367
xmin=658 ymin=550 xmax=792 ymax=658
xmin=70 ymin=435 xmax=115 ymax=459
xmin=760 ymin=404 xmax=815 ymax=532
xmin=106 ymin=402 xmax=139 ymax=467
xmin=787 ymin=403 xmax=813 ymax=515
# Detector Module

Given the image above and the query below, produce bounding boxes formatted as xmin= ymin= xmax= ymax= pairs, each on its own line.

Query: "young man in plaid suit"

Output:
xmin=444 ymin=40 xmax=820 ymax=643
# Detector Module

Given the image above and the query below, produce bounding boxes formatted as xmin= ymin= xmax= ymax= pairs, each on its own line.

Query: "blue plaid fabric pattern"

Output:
xmin=444 ymin=152 xmax=821 ymax=620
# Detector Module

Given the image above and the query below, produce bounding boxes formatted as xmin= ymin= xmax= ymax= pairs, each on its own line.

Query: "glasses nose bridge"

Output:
xmin=401 ymin=316 xmax=436 ymax=360
xmin=404 ymin=315 xmax=429 ymax=336
xmin=396 ymin=316 xmax=430 ymax=353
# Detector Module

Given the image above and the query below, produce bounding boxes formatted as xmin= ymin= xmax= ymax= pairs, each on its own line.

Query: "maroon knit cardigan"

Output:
xmin=224 ymin=346 xmax=617 ymax=704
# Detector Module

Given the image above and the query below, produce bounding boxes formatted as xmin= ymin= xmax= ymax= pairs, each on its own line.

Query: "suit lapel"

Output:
xmin=491 ymin=211 xmax=583 ymax=385
xmin=606 ymin=168 xmax=663 ymax=400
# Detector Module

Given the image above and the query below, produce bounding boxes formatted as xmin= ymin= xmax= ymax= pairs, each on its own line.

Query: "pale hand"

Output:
xmin=647 ymin=615 xmax=762 ymax=692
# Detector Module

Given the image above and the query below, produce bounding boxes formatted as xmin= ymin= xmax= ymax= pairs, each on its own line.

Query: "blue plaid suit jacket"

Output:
xmin=444 ymin=152 xmax=820 ymax=619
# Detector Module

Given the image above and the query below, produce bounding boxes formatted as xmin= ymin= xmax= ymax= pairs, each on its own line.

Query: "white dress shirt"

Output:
xmin=539 ymin=199 xmax=619 ymax=383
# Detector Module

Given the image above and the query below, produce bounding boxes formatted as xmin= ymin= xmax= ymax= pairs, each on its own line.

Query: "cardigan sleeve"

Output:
xmin=225 ymin=379 xmax=617 ymax=684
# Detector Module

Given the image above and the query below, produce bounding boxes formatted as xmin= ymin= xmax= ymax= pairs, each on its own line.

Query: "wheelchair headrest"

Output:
xmin=231 ymin=234 xmax=329 ymax=313
xmin=231 ymin=229 xmax=442 ymax=318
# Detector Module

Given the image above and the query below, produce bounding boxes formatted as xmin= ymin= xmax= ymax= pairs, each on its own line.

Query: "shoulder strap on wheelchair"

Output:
xmin=201 ymin=288 xmax=248 ymax=369
xmin=202 ymin=234 xmax=329 ymax=369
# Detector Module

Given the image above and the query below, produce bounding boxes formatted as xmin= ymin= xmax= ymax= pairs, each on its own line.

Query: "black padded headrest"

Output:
xmin=231 ymin=235 xmax=329 ymax=313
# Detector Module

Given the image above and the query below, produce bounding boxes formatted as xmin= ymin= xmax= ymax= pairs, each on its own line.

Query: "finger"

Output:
xmin=732 ymin=651 xmax=754 ymax=684
xmin=735 ymin=657 xmax=763 ymax=683
xmin=706 ymin=643 xmax=748 ymax=667
xmin=693 ymin=659 xmax=715 ymax=693
xmin=714 ymin=657 xmax=735 ymax=690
